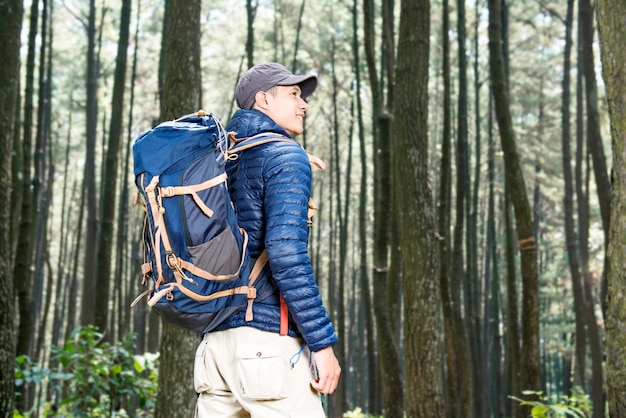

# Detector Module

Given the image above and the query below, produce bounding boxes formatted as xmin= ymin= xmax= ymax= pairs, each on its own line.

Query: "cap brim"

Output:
xmin=278 ymin=74 xmax=318 ymax=99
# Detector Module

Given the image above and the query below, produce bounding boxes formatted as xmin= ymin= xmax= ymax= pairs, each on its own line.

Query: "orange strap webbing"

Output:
xmin=279 ymin=293 xmax=289 ymax=335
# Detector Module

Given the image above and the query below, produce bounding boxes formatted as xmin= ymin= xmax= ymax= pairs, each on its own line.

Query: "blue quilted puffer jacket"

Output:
xmin=214 ymin=109 xmax=338 ymax=353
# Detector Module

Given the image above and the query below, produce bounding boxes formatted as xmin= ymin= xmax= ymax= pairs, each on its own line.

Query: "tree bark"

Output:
xmin=245 ymin=0 xmax=257 ymax=69
xmin=329 ymin=37 xmax=348 ymax=414
xmin=382 ymin=0 xmax=402 ymax=350
xmin=155 ymin=0 xmax=203 ymax=416
xmin=485 ymin=92 xmax=503 ymax=418
xmin=352 ymin=0 xmax=378 ymax=412
xmin=437 ymin=1 xmax=456 ymax=416
xmin=117 ymin=0 xmax=142 ymax=341
xmin=560 ymin=0 xmax=587 ymax=392
xmin=34 ymin=11 xmax=55 ymax=361
xmin=13 ymin=0 xmax=38 ymax=364
xmin=471 ymin=3 xmax=485 ymax=414
xmin=66 ymin=177 xmax=85 ymax=340
xmin=373 ymin=115 xmax=403 ymax=418
xmin=290 ymin=0 xmax=305 ymax=72
xmin=488 ymin=0 xmax=540 ymax=401
xmin=578 ymin=2 xmax=607 ymax=415
xmin=450 ymin=0 xmax=474 ymax=415
xmin=575 ymin=5 xmax=590 ymax=392
xmin=52 ymin=115 xmax=74 ymax=349
xmin=597 ymin=0 xmax=626 ymax=414
xmin=504 ymin=177 xmax=521 ymax=418
xmin=81 ymin=0 xmax=99 ymax=326
xmin=94 ymin=0 xmax=132 ymax=334
xmin=363 ymin=0 xmax=404 ymax=415
xmin=0 ymin=0 xmax=23 ymax=414
xmin=394 ymin=0 xmax=444 ymax=416
xmin=580 ymin=0 xmax=610 ymax=237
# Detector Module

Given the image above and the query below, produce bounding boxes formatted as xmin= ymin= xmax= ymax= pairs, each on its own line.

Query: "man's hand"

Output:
xmin=310 ymin=346 xmax=341 ymax=394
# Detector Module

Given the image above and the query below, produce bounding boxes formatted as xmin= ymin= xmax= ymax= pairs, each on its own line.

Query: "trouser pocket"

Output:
xmin=236 ymin=342 xmax=289 ymax=400
xmin=194 ymin=336 xmax=213 ymax=393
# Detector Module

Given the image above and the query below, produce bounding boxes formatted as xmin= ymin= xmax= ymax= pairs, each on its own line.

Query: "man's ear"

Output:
xmin=253 ymin=91 xmax=270 ymax=111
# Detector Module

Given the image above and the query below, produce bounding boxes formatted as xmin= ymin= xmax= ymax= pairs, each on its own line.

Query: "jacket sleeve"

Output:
xmin=262 ymin=143 xmax=338 ymax=352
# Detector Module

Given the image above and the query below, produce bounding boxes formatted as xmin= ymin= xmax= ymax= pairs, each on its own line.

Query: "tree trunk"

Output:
xmin=117 ymin=0 xmax=142 ymax=341
xmin=450 ymin=0 xmax=474 ymax=415
xmin=95 ymin=0 xmax=132 ymax=334
xmin=580 ymin=0 xmax=610 ymax=237
xmin=0 ymin=0 xmax=23 ymax=414
xmin=582 ymin=270 xmax=604 ymax=418
xmin=290 ymin=0 xmax=305 ymax=72
xmin=245 ymin=0 xmax=257 ymax=69
xmin=27 ymin=2 xmax=51 ymax=408
xmin=329 ymin=37 xmax=348 ymax=414
xmin=12 ymin=1 xmax=35 ymax=411
xmin=36 ymin=144 xmax=54 ymax=359
xmin=578 ymin=1 xmax=607 ymax=415
xmin=485 ymin=92 xmax=502 ymax=417
xmin=13 ymin=0 xmax=38 ymax=365
xmin=81 ymin=0 xmax=99 ymax=326
xmin=66 ymin=177 xmax=84 ymax=340
xmin=35 ymin=15 xmax=55 ymax=361
xmin=352 ymin=0 xmax=378 ymax=412
xmin=374 ymin=115 xmax=403 ymax=418
xmin=488 ymin=0 xmax=540 ymax=401
xmin=597 ymin=0 xmax=626 ymax=414
xmin=155 ymin=0 xmax=203 ymax=416
xmin=393 ymin=0 xmax=444 ymax=416
xmin=437 ymin=1 xmax=456 ymax=416
xmin=10 ymin=79 xmax=22 ymax=287
xmin=471 ymin=3 xmax=485 ymax=414
xmin=575 ymin=7 xmax=589 ymax=391
xmin=499 ymin=8 xmax=520 ymax=414
xmin=503 ymin=181 xmax=521 ymax=418
xmin=560 ymin=0 xmax=587 ymax=392
xmin=363 ymin=0 xmax=404 ymax=415
xmin=24 ymin=15 xmax=47 ymax=405
xmin=382 ymin=0 xmax=402 ymax=350
xmin=52 ymin=116 xmax=73 ymax=349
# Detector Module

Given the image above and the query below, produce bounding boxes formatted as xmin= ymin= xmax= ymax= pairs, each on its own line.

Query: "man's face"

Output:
xmin=258 ymin=85 xmax=309 ymax=137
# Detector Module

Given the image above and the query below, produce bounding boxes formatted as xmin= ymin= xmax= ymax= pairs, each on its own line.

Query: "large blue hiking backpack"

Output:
xmin=131 ymin=110 xmax=290 ymax=334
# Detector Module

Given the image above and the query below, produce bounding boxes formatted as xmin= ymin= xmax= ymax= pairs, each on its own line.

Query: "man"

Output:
xmin=194 ymin=63 xmax=341 ymax=418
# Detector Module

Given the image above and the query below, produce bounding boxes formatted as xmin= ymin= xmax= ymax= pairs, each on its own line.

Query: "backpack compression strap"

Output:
xmin=246 ymin=251 xmax=267 ymax=321
xmin=141 ymin=174 xmax=256 ymax=310
xmin=159 ymin=173 xmax=229 ymax=218
xmin=143 ymin=173 xmax=249 ymax=283
xmin=245 ymin=250 xmax=288 ymax=335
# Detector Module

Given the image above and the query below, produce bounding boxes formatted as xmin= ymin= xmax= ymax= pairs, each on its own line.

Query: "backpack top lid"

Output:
xmin=133 ymin=113 xmax=224 ymax=177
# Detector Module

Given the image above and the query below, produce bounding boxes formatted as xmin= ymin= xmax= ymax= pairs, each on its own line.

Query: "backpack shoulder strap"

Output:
xmin=226 ymin=132 xmax=326 ymax=171
xmin=226 ymin=132 xmax=294 ymax=155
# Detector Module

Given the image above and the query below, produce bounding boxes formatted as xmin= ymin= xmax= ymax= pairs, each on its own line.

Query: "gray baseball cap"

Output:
xmin=235 ymin=62 xmax=318 ymax=110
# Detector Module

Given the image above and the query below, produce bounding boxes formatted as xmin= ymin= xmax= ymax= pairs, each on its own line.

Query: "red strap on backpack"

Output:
xmin=279 ymin=293 xmax=288 ymax=335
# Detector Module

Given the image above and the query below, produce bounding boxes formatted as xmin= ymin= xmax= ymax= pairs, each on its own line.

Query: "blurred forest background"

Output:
xmin=1 ymin=0 xmax=626 ymax=417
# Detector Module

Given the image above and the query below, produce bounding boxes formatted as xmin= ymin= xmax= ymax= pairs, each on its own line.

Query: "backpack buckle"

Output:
xmin=165 ymin=252 xmax=179 ymax=269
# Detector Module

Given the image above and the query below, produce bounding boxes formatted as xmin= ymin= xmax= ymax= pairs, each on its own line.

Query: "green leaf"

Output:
xmin=531 ymin=404 xmax=549 ymax=417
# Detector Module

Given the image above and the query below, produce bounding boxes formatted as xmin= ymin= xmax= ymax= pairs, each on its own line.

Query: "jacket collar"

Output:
xmin=226 ymin=109 xmax=292 ymax=139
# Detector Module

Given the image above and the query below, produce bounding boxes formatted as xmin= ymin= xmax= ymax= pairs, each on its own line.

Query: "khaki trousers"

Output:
xmin=194 ymin=327 xmax=325 ymax=418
